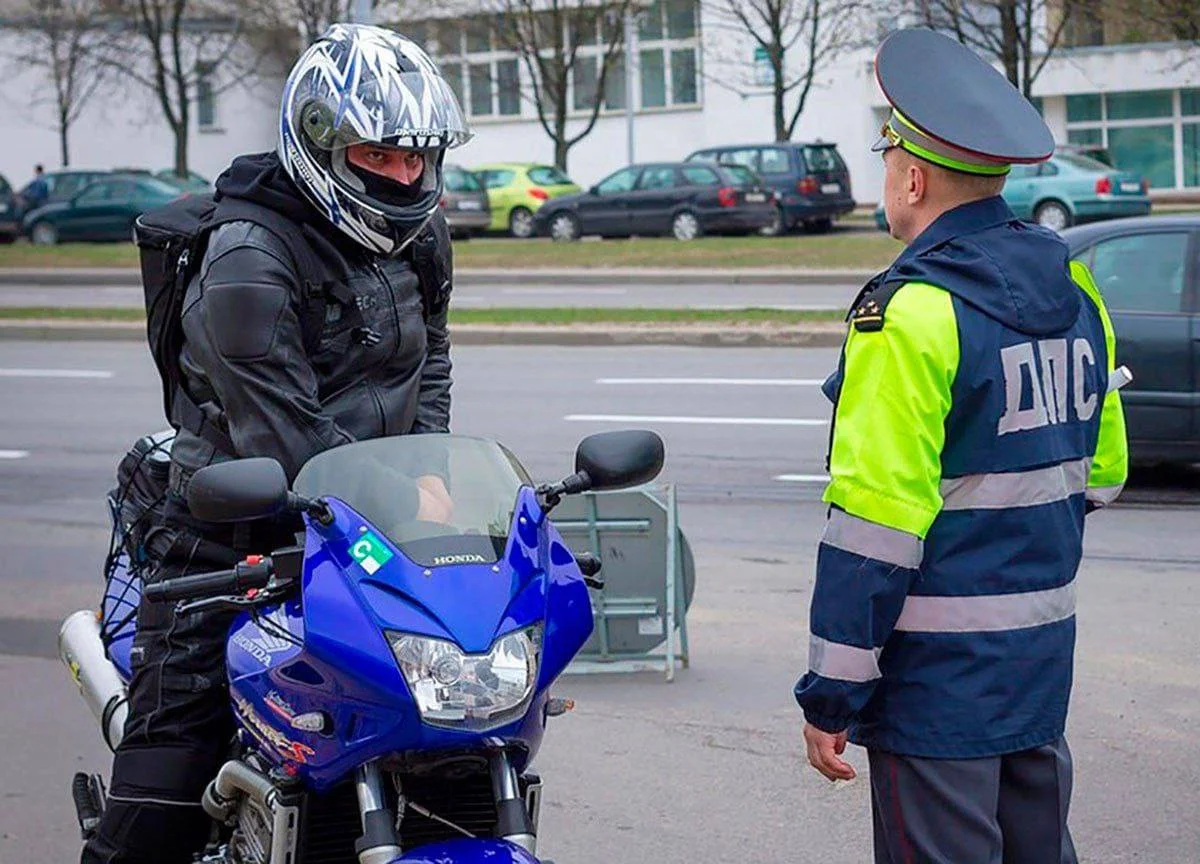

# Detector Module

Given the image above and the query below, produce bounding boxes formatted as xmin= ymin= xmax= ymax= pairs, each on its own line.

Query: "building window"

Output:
xmin=196 ymin=62 xmax=216 ymax=130
xmin=496 ymin=59 xmax=520 ymax=116
xmin=637 ymin=0 xmax=700 ymax=109
xmin=640 ymin=49 xmax=666 ymax=108
xmin=573 ymin=56 xmax=599 ymax=112
xmin=605 ymin=53 xmax=627 ymax=111
xmin=1065 ymin=88 xmax=1200 ymax=188
xmin=469 ymin=63 xmax=493 ymax=117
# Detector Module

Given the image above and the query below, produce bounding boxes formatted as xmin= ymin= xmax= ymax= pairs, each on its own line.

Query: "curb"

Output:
xmin=0 ymin=319 xmax=846 ymax=348
xmin=0 ymin=267 xmax=873 ymax=288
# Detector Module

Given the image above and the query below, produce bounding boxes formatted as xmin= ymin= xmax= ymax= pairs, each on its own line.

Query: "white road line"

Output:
xmin=0 ymin=368 xmax=113 ymax=379
xmin=565 ymin=414 xmax=828 ymax=426
xmin=0 ymin=450 xmax=30 ymax=460
xmin=776 ymin=474 xmax=830 ymax=483
xmin=502 ymin=287 xmax=629 ymax=296
xmin=597 ymin=377 xmax=825 ymax=386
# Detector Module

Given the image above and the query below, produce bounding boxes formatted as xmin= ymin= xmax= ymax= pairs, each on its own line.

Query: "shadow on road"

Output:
xmin=1120 ymin=463 xmax=1200 ymax=506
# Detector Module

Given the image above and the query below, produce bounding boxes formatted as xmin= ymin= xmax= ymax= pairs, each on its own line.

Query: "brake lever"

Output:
xmin=175 ymin=581 xmax=295 ymax=617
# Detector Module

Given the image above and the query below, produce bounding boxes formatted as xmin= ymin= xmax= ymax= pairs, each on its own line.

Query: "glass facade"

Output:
xmin=1065 ymin=88 xmax=1200 ymax=188
xmin=423 ymin=3 xmax=700 ymax=121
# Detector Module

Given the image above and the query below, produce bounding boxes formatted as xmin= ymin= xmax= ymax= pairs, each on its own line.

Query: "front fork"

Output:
xmin=353 ymin=752 xmax=540 ymax=864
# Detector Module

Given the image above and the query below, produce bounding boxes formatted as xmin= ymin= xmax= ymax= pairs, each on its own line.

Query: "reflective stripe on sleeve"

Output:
xmin=1086 ymin=483 xmax=1124 ymax=507
xmin=940 ymin=458 xmax=1091 ymax=510
xmin=821 ymin=509 xmax=924 ymax=569
xmin=894 ymin=580 xmax=1076 ymax=633
xmin=808 ymin=634 xmax=882 ymax=683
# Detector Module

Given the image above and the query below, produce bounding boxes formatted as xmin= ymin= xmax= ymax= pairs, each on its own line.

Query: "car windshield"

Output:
xmin=445 ymin=168 xmax=483 ymax=192
xmin=136 ymin=178 xmax=185 ymax=197
xmin=1054 ymin=153 xmax=1111 ymax=172
xmin=293 ymin=435 xmax=533 ymax=567
xmin=722 ymin=165 xmax=759 ymax=187
xmin=480 ymin=170 xmax=515 ymax=189
xmin=528 ymin=166 xmax=573 ymax=186
xmin=803 ymin=146 xmax=844 ymax=173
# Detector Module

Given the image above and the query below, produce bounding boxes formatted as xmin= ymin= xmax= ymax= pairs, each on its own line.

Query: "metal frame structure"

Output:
xmin=555 ymin=484 xmax=690 ymax=682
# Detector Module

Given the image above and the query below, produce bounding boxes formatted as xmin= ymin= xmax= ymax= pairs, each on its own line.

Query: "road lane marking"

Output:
xmin=0 ymin=450 xmax=30 ymax=459
xmin=597 ymin=377 xmax=825 ymax=386
xmin=565 ymin=414 xmax=827 ymax=426
xmin=0 ymin=368 xmax=113 ymax=379
xmin=502 ymin=287 xmax=629 ymax=295
xmin=776 ymin=474 xmax=830 ymax=483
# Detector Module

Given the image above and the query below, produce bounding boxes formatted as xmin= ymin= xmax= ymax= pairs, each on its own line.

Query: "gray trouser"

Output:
xmin=869 ymin=737 xmax=1078 ymax=864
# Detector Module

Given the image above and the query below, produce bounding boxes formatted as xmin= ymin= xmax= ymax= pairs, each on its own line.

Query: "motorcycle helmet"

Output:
xmin=278 ymin=23 xmax=473 ymax=255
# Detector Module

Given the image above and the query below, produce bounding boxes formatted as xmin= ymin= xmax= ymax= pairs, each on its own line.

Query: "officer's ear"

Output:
xmin=906 ymin=159 xmax=928 ymax=207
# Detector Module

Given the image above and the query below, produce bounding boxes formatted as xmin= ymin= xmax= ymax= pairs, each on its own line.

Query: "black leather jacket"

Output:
xmin=168 ymin=154 xmax=452 ymax=499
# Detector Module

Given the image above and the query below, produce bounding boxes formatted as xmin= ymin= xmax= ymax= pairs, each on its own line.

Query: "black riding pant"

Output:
xmin=82 ymin=503 xmax=291 ymax=864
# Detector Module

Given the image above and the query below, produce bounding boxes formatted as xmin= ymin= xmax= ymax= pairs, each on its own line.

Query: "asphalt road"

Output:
xmin=1 ymin=341 xmax=1198 ymax=863
xmin=0 ymin=280 xmax=861 ymax=311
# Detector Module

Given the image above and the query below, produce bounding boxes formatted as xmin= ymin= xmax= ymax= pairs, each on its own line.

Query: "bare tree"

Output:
xmin=918 ymin=0 xmax=1082 ymax=99
xmin=705 ymin=0 xmax=865 ymax=142
xmin=485 ymin=0 xmax=636 ymax=171
xmin=3 ymin=0 xmax=110 ymax=166
xmin=98 ymin=0 xmax=257 ymax=176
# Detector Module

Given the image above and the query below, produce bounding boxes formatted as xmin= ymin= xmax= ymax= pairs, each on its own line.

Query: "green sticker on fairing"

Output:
xmin=350 ymin=531 xmax=394 ymax=575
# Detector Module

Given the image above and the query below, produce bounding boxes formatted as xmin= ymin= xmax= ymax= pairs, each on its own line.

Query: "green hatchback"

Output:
xmin=23 ymin=175 xmax=183 ymax=244
xmin=473 ymin=163 xmax=581 ymax=238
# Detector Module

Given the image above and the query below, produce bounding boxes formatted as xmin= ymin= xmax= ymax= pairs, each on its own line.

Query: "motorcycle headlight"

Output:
xmin=388 ymin=625 xmax=543 ymax=731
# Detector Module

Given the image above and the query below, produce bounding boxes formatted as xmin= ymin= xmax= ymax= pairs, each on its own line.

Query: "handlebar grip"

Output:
xmin=143 ymin=558 xmax=273 ymax=602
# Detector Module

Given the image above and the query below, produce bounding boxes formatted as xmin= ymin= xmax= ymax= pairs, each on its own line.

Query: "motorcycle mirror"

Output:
xmin=186 ymin=458 xmax=290 ymax=523
xmin=573 ymin=430 xmax=665 ymax=493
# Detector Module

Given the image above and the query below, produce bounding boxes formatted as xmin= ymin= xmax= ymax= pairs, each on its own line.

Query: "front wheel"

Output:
xmin=1034 ymin=200 xmax=1072 ymax=232
xmin=548 ymin=212 xmax=580 ymax=243
xmin=31 ymin=221 xmax=58 ymax=245
xmin=672 ymin=211 xmax=701 ymax=242
xmin=509 ymin=207 xmax=535 ymax=239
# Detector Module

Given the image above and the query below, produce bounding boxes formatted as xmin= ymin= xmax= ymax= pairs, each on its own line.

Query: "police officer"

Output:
xmin=83 ymin=24 xmax=468 ymax=863
xmin=793 ymin=29 xmax=1128 ymax=863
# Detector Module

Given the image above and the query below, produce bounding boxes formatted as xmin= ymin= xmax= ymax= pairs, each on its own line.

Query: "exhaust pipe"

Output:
xmin=59 ymin=610 xmax=128 ymax=751
xmin=203 ymin=760 xmax=276 ymax=821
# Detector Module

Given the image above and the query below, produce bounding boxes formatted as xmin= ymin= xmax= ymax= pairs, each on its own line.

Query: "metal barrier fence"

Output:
xmin=551 ymin=484 xmax=695 ymax=681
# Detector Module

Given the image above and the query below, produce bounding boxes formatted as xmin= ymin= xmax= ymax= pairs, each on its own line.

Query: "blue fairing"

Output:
xmin=102 ymin=551 xmax=140 ymax=682
xmin=225 ymin=485 xmax=594 ymax=792
xmin=389 ymin=838 xmax=541 ymax=864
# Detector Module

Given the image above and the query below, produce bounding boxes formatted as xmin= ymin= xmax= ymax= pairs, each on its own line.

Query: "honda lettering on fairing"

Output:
xmin=998 ymin=338 xmax=1101 ymax=435
xmin=230 ymin=609 xmax=298 ymax=667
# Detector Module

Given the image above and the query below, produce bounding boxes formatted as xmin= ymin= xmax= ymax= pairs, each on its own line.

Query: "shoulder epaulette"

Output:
xmin=851 ymin=280 xmax=905 ymax=332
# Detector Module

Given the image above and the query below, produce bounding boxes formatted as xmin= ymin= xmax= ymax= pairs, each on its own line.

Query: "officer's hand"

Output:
xmin=803 ymin=723 xmax=857 ymax=782
xmin=415 ymin=475 xmax=454 ymax=524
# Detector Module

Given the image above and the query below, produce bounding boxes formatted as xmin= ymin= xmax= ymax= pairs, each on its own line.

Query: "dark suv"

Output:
xmin=686 ymin=142 xmax=855 ymax=233
xmin=0 ymin=174 xmax=18 ymax=243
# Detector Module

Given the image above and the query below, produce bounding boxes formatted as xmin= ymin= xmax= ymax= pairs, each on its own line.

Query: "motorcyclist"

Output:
xmin=82 ymin=23 xmax=471 ymax=863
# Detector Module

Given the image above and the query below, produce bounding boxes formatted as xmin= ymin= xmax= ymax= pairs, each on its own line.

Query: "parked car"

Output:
xmin=23 ymin=176 xmax=182 ymax=244
xmin=685 ymin=142 xmax=855 ymax=234
xmin=874 ymin=151 xmax=1152 ymax=233
xmin=155 ymin=169 xmax=212 ymax=194
xmin=1006 ymin=152 xmax=1150 ymax=230
xmin=0 ymin=173 xmax=19 ymax=243
xmin=16 ymin=169 xmax=110 ymax=219
xmin=1064 ymin=216 xmax=1199 ymax=465
xmin=441 ymin=164 xmax=490 ymax=239
xmin=473 ymin=163 xmax=581 ymax=238
xmin=533 ymin=161 xmax=777 ymax=242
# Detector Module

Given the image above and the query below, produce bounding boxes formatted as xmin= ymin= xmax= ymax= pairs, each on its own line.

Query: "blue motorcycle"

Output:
xmin=60 ymin=430 xmax=664 ymax=864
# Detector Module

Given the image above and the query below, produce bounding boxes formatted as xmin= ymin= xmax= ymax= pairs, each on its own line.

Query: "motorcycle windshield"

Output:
xmin=293 ymin=435 xmax=533 ymax=567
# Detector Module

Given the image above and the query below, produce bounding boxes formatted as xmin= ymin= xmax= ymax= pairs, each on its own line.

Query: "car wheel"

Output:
xmin=31 ymin=221 xmax=58 ymax=246
xmin=509 ymin=207 xmax=535 ymax=239
xmin=0 ymin=232 xmax=16 ymax=245
xmin=759 ymin=205 xmax=785 ymax=237
xmin=549 ymin=212 xmax=581 ymax=243
xmin=672 ymin=211 xmax=701 ymax=242
xmin=1034 ymin=200 xmax=1072 ymax=232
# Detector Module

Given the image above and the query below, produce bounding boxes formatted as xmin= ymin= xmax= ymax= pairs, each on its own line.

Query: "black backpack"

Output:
xmin=134 ymin=194 xmax=452 ymax=454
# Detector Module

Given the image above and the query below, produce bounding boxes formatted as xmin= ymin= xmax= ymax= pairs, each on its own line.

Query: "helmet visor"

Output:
xmin=293 ymin=70 xmax=473 ymax=152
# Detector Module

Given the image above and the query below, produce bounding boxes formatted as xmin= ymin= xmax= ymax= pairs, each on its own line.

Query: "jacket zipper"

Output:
xmin=368 ymin=259 xmax=405 ymax=433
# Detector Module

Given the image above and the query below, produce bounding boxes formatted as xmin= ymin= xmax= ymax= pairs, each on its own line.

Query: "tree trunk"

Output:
xmin=999 ymin=0 xmax=1021 ymax=90
xmin=59 ymin=114 xmax=70 ymax=167
xmin=554 ymin=91 xmax=569 ymax=171
xmin=174 ymin=122 xmax=188 ymax=177
xmin=771 ymin=45 xmax=786 ymax=142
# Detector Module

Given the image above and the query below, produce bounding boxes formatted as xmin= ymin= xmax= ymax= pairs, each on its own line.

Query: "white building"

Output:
xmin=3 ymin=2 xmax=1198 ymax=203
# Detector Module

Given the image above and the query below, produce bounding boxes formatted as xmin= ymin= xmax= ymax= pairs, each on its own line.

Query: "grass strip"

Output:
xmin=0 ymin=306 xmax=844 ymax=326
xmin=0 ymin=233 xmax=901 ymax=271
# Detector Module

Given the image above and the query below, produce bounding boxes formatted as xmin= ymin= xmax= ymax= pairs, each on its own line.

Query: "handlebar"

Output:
xmin=143 ymin=556 xmax=275 ymax=603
